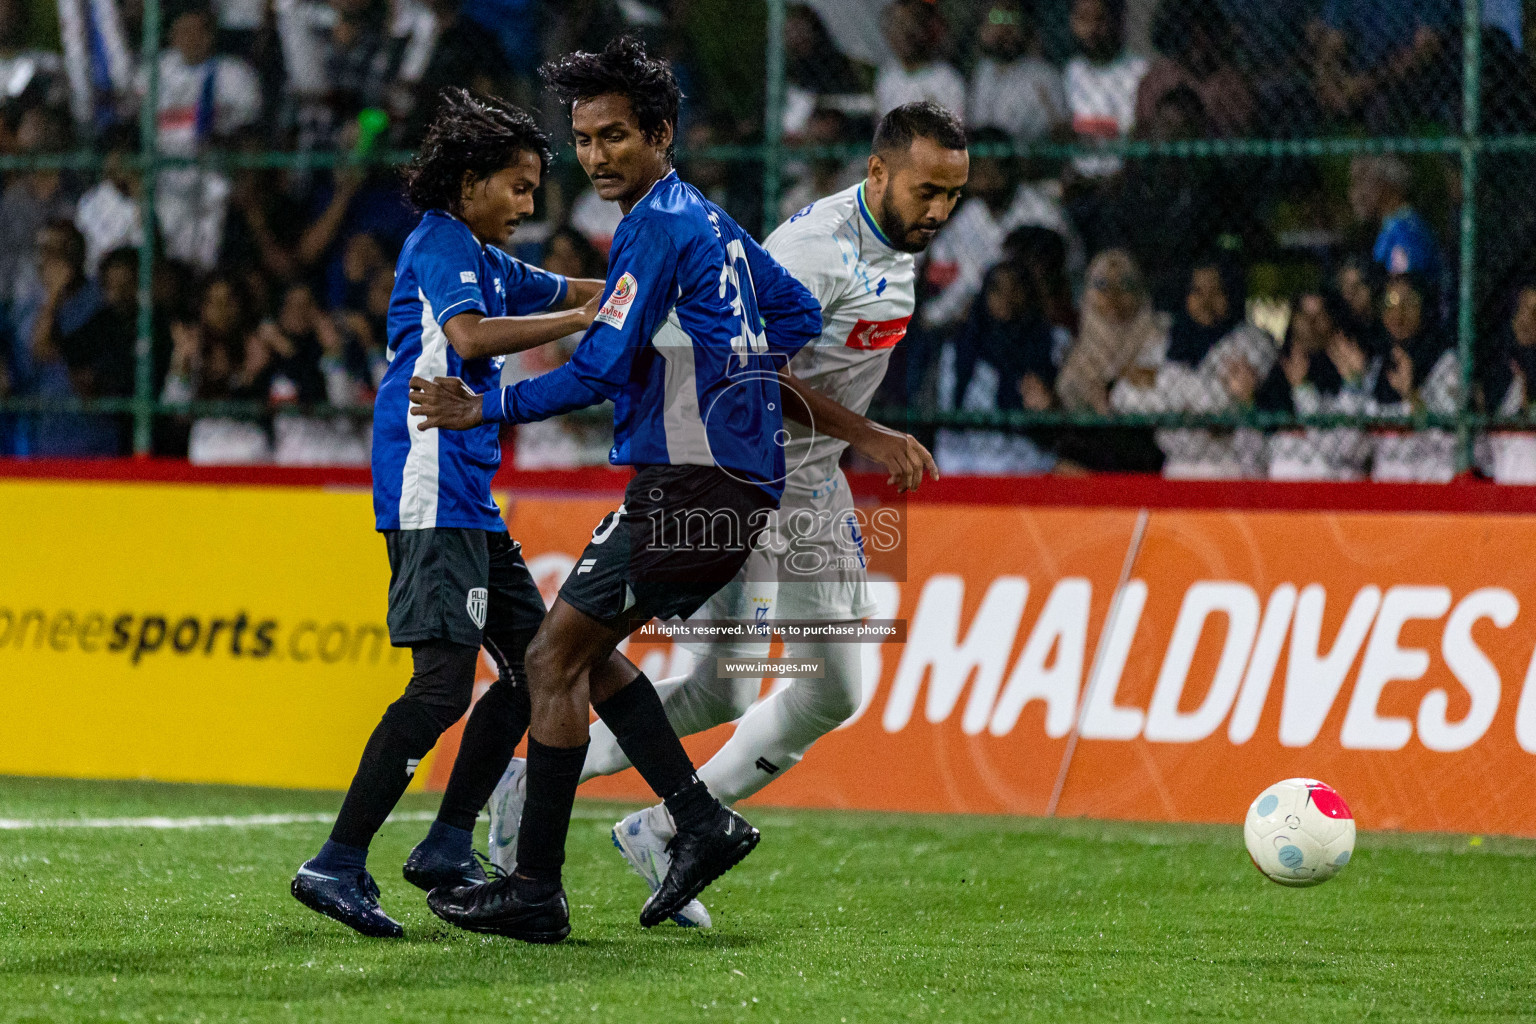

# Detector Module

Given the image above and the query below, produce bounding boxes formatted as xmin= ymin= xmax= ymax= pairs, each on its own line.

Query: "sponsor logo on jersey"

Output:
xmin=595 ymin=272 xmax=638 ymax=329
xmin=789 ymin=202 xmax=815 ymax=222
xmin=845 ymin=315 xmax=912 ymax=351
xmin=466 ymin=587 xmax=487 ymax=629
xmin=460 ymin=271 xmax=478 ymax=284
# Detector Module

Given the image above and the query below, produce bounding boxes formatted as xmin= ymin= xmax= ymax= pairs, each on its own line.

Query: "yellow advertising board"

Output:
xmin=0 ymin=479 xmax=428 ymax=790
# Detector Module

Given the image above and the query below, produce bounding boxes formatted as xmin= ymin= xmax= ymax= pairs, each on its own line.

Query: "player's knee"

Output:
xmin=714 ymin=676 xmax=761 ymax=720
xmin=383 ymin=694 xmax=460 ymax=746
xmin=399 ymin=639 xmax=479 ymax=730
xmin=524 ymin=631 xmax=583 ymax=696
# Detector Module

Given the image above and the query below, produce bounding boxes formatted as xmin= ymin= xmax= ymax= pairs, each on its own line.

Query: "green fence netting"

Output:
xmin=4 ymin=0 xmax=1534 ymax=481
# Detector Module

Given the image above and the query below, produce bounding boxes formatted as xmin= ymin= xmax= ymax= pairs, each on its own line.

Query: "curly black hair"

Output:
xmin=540 ymin=35 xmax=682 ymax=162
xmin=402 ymin=88 xmax=552 ymax=214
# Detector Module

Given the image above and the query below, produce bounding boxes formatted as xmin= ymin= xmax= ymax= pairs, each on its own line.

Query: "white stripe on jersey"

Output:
xmin=654 ymin=310 xmax=716 ymax=467
xmin=398 ymin=290 xmax=449 ymax=529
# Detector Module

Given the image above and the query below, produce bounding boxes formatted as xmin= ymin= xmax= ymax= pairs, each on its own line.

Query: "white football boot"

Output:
xmin=611 ymin=804 xmax=712 ymax=928
xmin=486 ymin=757 xmax=527 ymax=875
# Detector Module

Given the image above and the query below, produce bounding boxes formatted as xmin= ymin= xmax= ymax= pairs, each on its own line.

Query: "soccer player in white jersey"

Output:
xmin=487 ymin=101 xmax=969 ymax=926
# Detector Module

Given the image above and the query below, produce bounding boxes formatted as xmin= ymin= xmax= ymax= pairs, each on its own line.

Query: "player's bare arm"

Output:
xmin=776 ymin=369 xmax=937 ymax=492
xmin=440 ymin=287 xmax=602 ymax=360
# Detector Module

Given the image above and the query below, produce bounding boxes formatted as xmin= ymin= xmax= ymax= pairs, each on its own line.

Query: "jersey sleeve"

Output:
xmin=745 ymin=232 xmax=822 ymax=360
xmin=414 ymin=223 xmax=489 ymax=323
xmin=482 ymin=215 xmax=678 ymax=424
xmin=766 ymin=227 xmax=844 ymax=313
xmin=501 ymin=255 xmax=569 ymax=315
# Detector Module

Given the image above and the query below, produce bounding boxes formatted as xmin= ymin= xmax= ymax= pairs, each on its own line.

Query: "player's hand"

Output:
xmin=409 ymin=376 xmax=484 ymax=431
xmin=855 ymin=422 xmax=938 ymax=493
xmin=579 ymin=290 xmax=603 ymax=324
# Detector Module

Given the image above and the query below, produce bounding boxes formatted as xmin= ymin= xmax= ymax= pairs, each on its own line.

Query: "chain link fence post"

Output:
xmin=1457 ymin=0 xmax=1483 ymax=472
xmin=131 ymin=0 xmax=162 ymax=456
xmin=762 ymin=0 xmax=786 ymax=233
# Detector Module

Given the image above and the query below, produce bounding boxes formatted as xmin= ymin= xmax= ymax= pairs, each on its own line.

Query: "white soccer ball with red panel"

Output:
xmin=1244 ymin=778 xmax=1356 ymax=887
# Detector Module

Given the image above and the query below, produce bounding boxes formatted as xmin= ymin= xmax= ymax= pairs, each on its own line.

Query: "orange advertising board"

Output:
xmin=4 ymin=462 xmax=1536 ymax=836
xmin=452 ymin=491 xmax=1536 ymax=837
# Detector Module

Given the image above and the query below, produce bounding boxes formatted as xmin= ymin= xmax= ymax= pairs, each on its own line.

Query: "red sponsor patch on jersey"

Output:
xmin=845 ymin=315 xmax=912 ymax=351
xmin=1306 ymin=783 xmax=1353 ymax=820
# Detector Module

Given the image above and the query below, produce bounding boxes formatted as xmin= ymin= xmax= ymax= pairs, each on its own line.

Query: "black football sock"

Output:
xmin=329 ymin=698 xmax=447 ymax=851
xmin=435 ymin=677 xmax=532 ymax=832
xmin=513 ymin=737 xmax=588 ymax=895
xmin=328 ymin=641 xmax=478 ymax=851
xmin=592 ymin=674 xmax=722 ymax=830
xmin=309 ymin=838 xmax=367 ymax=875
xmin=664 ymin=778 xmax=728 ymax=834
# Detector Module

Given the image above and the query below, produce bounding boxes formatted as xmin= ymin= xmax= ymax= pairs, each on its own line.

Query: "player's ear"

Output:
xmin=867 ymin=153 xmax=886 ymax=188
xmin=654 ymin=119 xmax=675 ymax=157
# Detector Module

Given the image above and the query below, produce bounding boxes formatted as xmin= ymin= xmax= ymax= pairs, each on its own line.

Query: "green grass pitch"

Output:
xmin=2 ymin=776 xmax=1534 ymax=1022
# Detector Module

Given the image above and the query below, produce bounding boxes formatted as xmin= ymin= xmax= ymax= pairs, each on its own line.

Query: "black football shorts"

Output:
xmin=384 ymin=528 xmax=546 ymax=652
xmin=557 ymin=465 xmax=776 ymax=629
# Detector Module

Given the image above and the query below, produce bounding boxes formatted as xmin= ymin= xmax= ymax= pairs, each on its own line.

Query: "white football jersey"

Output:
xmin=764 ymin=181 xmax=916 ymax=486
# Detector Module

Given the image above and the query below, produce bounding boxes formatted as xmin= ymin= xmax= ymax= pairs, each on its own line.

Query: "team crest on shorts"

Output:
xmin=466 ymin=587 xmax=488 ymax=629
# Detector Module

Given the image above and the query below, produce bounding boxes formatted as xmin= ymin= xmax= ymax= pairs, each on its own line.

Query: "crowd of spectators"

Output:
xmin=2 ymin=0 xmax=1535 ymax=482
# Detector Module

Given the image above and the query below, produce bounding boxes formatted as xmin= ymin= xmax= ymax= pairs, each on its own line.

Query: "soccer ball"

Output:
xmin=1243 ymin=778 xmax=1356 ymax=887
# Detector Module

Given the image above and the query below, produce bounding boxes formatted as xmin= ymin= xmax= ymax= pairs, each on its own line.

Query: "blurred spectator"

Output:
xmin=61 ymin=244 xmax=138 ymax=398
xmin=1057 ymin=249 xmax=1164 ymax=416
xmin=47 ymin=244 xmax=139 ymax=453
xmin=1063 ymin=0 xmax=1146 ymax=178
xmin=14 ymin=219 xmax=124 ymax=455
xmin=1485 ymin=281 xmax=1536 ymax=482
xmin=967 ymin=0 xmax=1067 ymax=148
xmin=399 ymin=0 xmax=512 ymax=143
xmin=0 ymin=0 xmax=65 ymax=118
xmin=221 ymin=129 xmax=307 ymax=292
xmin=298 ymin=161 xmax=415 ymax=306
xmin=1005 ymin=225 xmax=1077 ymax=333
xmin=779 ymin=106 xmax=867 ymax=223
xmin=569 ymin=183 xmax=622 ymax=257
xmin=162 ymin=271 xmax=272 ymax=463
xmin=874 ymin=0 xmax=964 ymax=117
xmin=1369 ymin=272 xmax=1459 ymax=482
xmin=333 ymin=248 xmax=392 ymax=386
xmin=277 ymin=0 xmax=398 ymax=152
xmin=1137 ymin=2 xmax=1253 ymax=137
xmin=75 ymin=125 xmax=143 ymax=278
xmin=57 ymin=0 xmax=135 ymax=136
xmin=263 ymin=281 xmax=371 ymax=464
xmin=504 ymin=226 xmax=612 ymax=468
xmin=783 ymin=4 xmax=868 ymax=140
xmin=679 ymin=116 xmax=760 ymax=233
xmin=140 ymin=5 xmax=262 ymax=271
xmin=934 ymin=261 xmax=1062 ymax=475
xmin=1111 ymin=257 xmax=1276 ymax=478
xmin=1348 ymin=155 xmax=1445 ymax=288
xmin=1309 ymin=0 xmax=1458 ymax=128
xmin=0 ymin=106 xmax=80 ymax=314
xmin=1099 ymin=85 xmax=1264 ymax=310
xmin=921 ymin=127 xmax=1072 ymax=332
xmin=1335 ymin=253 xmax=1377 ymax=324
xmin=1258 ymin=290 xmax=1372 ymax=480
xmin=1052 ymin=248 xmax=1164 ymax=471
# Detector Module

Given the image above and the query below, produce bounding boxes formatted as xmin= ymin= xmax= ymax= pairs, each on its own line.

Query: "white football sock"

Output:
xmin=697 ymin=638 xmax=863 ymax=804
xmin=581 ymin=651 xmax=761 ymax=783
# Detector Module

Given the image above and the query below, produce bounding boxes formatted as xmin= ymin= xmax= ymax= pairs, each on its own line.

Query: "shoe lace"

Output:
xmin=472 ymin=848 xmax=508 ymax=880
xmin=358 ymin=870 xmax=382 ymax=904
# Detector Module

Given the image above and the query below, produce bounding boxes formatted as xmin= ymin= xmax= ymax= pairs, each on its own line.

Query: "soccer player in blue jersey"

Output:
xmin=409 ymin=37 xmax=822 ymax=942
xmin=289 ymin=89 xmax=605 ymax=938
